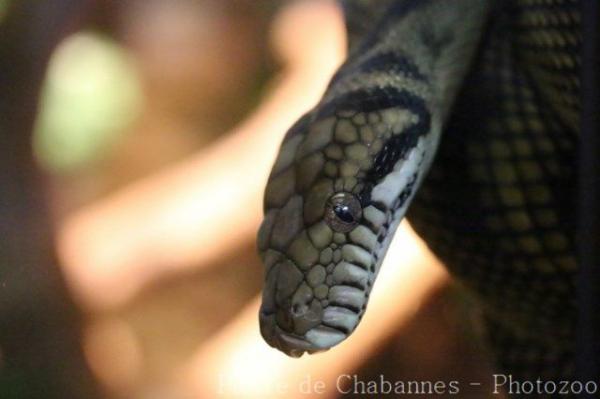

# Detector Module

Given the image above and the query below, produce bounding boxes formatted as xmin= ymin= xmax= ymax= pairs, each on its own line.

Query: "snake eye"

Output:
xmin=325 ymin=192 xmax=362 ymax=233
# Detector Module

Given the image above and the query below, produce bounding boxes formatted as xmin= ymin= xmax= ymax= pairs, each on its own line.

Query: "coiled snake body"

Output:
xmin=258 ymin=0 xmax=581 ymax=381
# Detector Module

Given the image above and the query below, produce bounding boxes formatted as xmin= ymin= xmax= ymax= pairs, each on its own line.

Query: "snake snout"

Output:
xmin=259 ymin=259 xmax=355 ymax=357
xmin=259 ymin=307 xmax=349 ymax=358
xmin=259 ymin=259 xmax=324 ymax=357
xmin=259 ymin=310 xmax=312 ymax=358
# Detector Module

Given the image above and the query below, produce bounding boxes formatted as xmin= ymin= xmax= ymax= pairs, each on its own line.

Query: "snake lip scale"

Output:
xmin=259 ymin=310 xmax=329 ymax=358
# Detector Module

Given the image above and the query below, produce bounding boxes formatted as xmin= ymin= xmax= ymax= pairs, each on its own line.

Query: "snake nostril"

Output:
xmin=276 ymin=308 xmax=295 ymax=332
xmin=291 ymin=303 xmax=308 ymax=317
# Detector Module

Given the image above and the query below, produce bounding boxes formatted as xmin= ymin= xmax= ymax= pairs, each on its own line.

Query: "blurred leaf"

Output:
xmin=0 ymin=0 xmax=10 ymax=23
xmin=33 ymin=31 xmax=142 ymax=173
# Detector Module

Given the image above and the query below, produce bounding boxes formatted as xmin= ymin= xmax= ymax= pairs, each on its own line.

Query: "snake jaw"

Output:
xmin=258 ymin=255 xmax=352 ymax=356
xmin=259 ymin=305 xmax=349 ymax=357
xmin=258 ymin=310 xmax=332 ymax=358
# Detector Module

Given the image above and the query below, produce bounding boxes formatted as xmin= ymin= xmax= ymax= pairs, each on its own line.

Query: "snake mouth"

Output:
xmin=258 ymin=240 xmax=380 ymax=357
xmin=259 ymin=310 xmax=346 ymax=357
xmin=259 ymin=255 xmax=366 ymax=357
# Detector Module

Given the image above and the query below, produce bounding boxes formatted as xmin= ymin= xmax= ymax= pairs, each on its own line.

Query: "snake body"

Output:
xmin=258 ymin=0 xmax=581 ymax=381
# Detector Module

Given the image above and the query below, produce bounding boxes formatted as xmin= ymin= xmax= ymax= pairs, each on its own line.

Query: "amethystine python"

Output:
xmin=258 ymin=0 xmax=581 ymax=380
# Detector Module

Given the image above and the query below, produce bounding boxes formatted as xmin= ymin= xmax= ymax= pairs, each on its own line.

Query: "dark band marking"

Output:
xmin=362 ymin=218 xmax=380 ymax=236
xmin=352 ymin=256 xmax=371 ymax=271
xmin=328 ymin=301 xmax=361 ymax=314
xmin=363 ymin=198 xmax=387 ymax=214
xmin=368 ymin=103 xmax=430 ymax=182
xmin=370 ymin=200 xmax=389 ymax=213
xmin=316 ymin=86 xmax=431 ymax=124
xmin=348 ymin=261 xmax=369 ymax=272
xmin=368 ymin=171 xmax=419 ymax=245
xmin=348 ymin=239 xmax=373 ymax=255
xmin=321 ymin=321 xmax=350 ymax=335
xmin=331 ymin=51 xmax=428 ymax=86
xmin=358 ymin=51 xmax=428 ymax=81
xmin=393 ymin=172 xmax=419 ymax=210
xmin=337 ymin=281 xmax=368 ymax=292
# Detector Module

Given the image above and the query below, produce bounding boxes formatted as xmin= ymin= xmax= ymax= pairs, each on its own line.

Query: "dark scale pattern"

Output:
xmin=514 ymin=0 xmax=581 ymax=132
xmin=408 ymin=0 xmax=581 ymax=380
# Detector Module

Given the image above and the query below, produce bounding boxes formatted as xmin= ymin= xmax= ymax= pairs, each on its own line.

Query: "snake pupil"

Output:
xmin=334 ymin=204 xmax=354 ymax=223
xmin=324 ymin=192 xmax=363 ymax=233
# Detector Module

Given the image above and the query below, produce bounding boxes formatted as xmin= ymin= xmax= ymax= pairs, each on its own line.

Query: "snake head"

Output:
xmin=255 ymin=0 xmax=491 ymax=357
xmin=257 ymin=87 xmax=433 ymax=357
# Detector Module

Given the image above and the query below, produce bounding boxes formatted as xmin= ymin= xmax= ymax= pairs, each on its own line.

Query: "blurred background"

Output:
xmin=0 ymin=0 xmax=498 ymax=398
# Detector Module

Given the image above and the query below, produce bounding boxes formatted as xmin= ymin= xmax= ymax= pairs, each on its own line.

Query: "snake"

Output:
xmin=257 ymin=0 xmax=582 ymax=381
